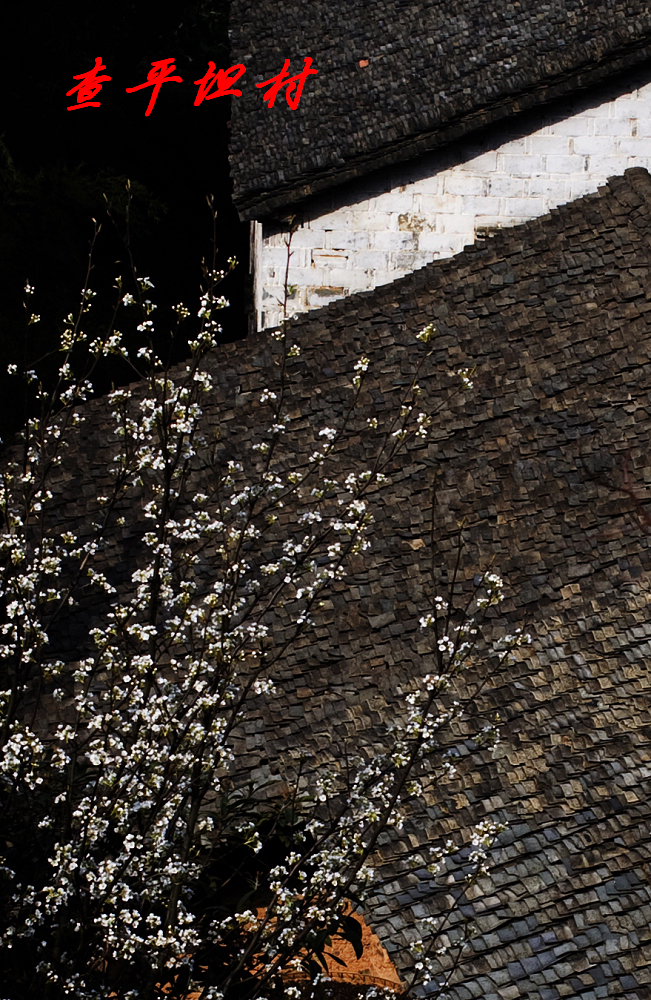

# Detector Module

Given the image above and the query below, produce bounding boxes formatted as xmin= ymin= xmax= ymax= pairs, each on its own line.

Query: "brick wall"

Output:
xmin=255 ymin=73 xmax=651 ymax=329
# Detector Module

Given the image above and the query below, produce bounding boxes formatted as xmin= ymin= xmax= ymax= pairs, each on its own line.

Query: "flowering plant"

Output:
xmin=0 ymin=212 xmax=530 ymax=1000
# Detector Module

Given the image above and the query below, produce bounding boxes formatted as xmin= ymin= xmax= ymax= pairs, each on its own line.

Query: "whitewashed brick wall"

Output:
xmin=254 ymin=76 xmax=651 ymax=330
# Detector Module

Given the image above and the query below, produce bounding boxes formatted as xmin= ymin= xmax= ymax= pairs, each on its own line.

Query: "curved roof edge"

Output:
xmin=229 ymin=0 xmax=651 ymax=224
xmin=234 ymin=38 xmax=651 ymax=222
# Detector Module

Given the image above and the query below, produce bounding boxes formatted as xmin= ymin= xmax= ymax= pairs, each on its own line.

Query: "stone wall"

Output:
xmin=255 ymin=70 xmax=651 ymax=330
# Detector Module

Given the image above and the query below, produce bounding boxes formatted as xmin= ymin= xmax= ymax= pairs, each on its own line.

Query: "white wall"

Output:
xmin=255 ymin=75 xmax=651 ymax=330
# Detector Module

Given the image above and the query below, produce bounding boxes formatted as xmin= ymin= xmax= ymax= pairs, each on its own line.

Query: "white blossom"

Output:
xmin=0 ymin=233 xmax=520 ymax=1000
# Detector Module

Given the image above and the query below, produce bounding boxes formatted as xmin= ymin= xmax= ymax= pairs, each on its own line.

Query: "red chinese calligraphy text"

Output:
xmin=256 ymin=57 xmax=317 ymax=110
xmin=66 ymin=57 xmax=112 ymax=111
xmin=125 ymin=58 xmax=183 ymax=117
xmin=193 ymin=62 xmax=246 ymax=105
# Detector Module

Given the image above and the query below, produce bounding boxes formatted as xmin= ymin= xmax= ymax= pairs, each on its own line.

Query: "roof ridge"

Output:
xmin=269 ymin=170 xmax=651 ymax=334
xmin=620 ymin=165 xmax=651 ymax=204
xmin=602 ymin=167 xmax=651 ymax=229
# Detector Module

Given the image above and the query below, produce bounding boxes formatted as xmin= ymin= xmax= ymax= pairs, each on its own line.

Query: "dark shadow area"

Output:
xmin=0 ymin=1 xmax=250 ymax=443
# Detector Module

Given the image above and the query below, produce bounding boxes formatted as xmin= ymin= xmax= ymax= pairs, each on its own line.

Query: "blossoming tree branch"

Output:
xmin=0 ymin=201 xmax=529 ymax=1000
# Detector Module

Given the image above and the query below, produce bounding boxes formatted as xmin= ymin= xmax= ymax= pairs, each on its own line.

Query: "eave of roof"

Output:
xmin=228 ymin=0 xmax=651 ymax=222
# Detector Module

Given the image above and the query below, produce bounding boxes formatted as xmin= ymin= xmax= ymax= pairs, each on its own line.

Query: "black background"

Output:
xmin=0 ymin=1 xmax=248 ymax=441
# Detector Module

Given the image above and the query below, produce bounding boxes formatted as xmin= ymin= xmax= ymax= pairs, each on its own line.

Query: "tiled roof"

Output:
xmin=43 ymin=169 xmax=651 ymax=996
xmin=228 ymin=0 xmax=651 ymax=222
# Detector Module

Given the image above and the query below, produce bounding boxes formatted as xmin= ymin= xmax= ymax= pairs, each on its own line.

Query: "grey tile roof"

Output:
xmin=229 ymin=0 xmax=651 ymax=221
xmin=39 ymin=169 xmax=651 ymax=996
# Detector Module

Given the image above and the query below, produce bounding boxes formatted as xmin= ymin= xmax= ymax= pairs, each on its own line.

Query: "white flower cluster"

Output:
xmin=0 ymin=247 xmax=526 ymax=1000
